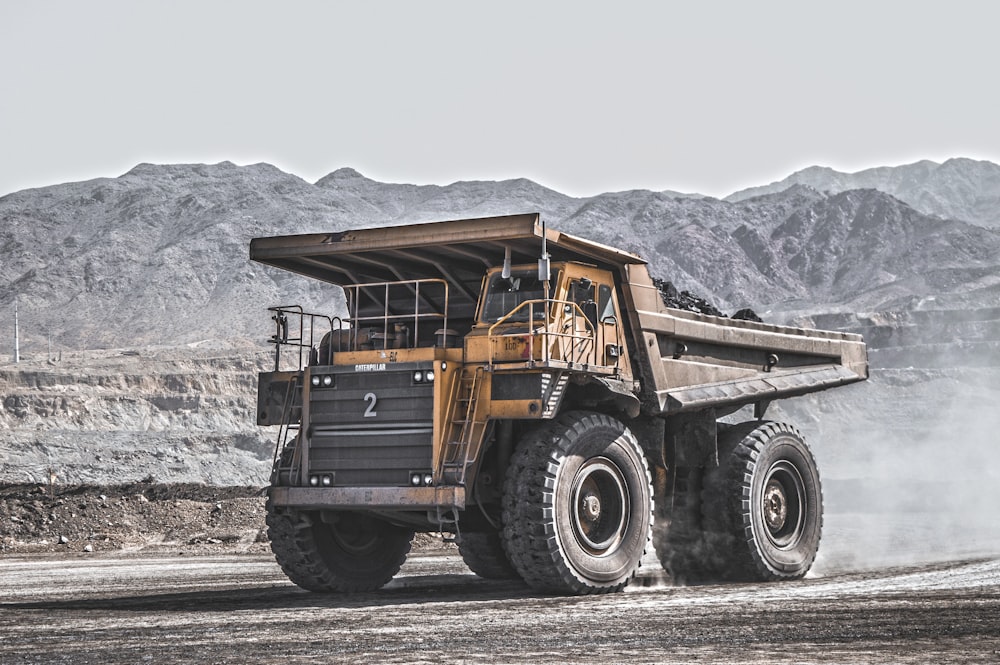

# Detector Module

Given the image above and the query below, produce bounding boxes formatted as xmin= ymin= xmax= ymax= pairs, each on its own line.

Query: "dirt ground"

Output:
xmin=1 ymin=552 xmax=998 ymax=664
xmin=2 ymin=483 xmax=1000 ymax=663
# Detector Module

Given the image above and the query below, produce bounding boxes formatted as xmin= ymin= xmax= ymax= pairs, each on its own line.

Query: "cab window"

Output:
xmin=598 ymin=284 xmax=616 ymax=322
xmin=568 ymin=278 xmax=595 ymax=308
xmin=480 ymin=270 xmax=557 ymax=323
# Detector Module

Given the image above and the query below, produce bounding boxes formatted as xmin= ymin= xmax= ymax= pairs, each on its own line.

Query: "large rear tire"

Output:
xmin=457 ymin=531 xmax=520 ymax=580
xmin=702 ymin=421 xmax=823 ymax=581
xmin=501 ymin=411 xmax=653 ymax=595
xmin=266 ymin=498 xmax=414 ymax=592
xmin=653 ymin=465 xmax=720 ymax=585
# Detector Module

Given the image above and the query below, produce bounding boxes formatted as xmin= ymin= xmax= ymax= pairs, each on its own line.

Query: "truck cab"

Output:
xmin=469 ymin=261 xmax=632 ymax=379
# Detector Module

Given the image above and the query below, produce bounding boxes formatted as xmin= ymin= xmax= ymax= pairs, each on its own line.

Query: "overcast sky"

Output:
xmin=2 ymin=1 xmax=998 ymax=199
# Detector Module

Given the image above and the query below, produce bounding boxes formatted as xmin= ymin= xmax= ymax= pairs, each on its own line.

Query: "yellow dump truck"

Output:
xmin=251 ymin=213 xmax=867 ymax=595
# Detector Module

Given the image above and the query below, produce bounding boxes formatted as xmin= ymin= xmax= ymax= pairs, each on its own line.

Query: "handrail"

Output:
xmin=487 ymin=298 xmax=599 ymax=367
xmin=267 ymin=306 xmax=340 ymax=371
xmin=343 ymin=278 xmax=449 ymax=351
xmin=265 ymin=278 xmax=450 ymax=370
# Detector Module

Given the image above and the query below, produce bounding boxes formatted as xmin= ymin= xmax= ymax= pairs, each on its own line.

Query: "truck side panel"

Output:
xmin=622 ymin=264 xmax=868 ymax=415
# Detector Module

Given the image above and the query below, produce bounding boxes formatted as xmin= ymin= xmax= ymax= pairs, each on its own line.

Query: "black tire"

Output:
xmin=653 ymin=465 xmax=719 ymax=585
xmin=501 ymin=411 xmax=653 ymax=595
xmin=266 ymin=498 xmax=414 ymax=592
xmin=457 ymin=531 xmax=520 ymax=580
xmin=702 ymin=421 xmax=823 ymax=582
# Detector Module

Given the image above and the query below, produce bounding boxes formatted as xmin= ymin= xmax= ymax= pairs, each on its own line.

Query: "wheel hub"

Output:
xmin=330 ymin=515 xmax=381 ymax=555
xmin=580 ymin=493 xmax=602 ymax=521
xmin=570 ymin=457 xmax=629 ymax=555
xmin=763 ymin=480 xmax=787 ymax=532
xmin=760 ymin=459 xmax=808 ymax=549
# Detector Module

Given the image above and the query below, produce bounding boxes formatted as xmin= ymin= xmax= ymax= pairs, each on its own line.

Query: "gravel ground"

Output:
xmin=1 ymin=552 xmax=998 ymax=664
xmin=3 ymin=483 xmax=1000 ymax=663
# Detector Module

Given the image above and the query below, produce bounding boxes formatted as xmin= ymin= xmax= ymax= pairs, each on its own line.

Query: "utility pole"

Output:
xmin=13 ymin=298 xmax=19 ymax=363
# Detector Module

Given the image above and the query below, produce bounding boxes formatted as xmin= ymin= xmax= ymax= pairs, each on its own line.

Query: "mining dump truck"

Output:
xmin=251 ymin=213 xmax=867 ymax=595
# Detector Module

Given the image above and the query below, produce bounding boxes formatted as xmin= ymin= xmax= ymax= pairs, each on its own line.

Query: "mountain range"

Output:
xmin=727 ymin=158 xmax=1000 ymax=229
xmin=1 ymin=159 xmax=999 ymax=355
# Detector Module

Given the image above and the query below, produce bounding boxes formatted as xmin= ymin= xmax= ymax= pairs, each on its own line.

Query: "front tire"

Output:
xmin=501 ymin=411 xmax=653 ymax=595
xmin=458 ymin=530 xmax=520 ymax=580
xmin=266 ymin=498 xmax=414 ymax=592
xmin=702 ymin=421 xmax=823 ymax=581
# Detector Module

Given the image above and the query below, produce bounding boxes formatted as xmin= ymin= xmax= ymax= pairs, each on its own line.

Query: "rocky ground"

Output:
xmin=0 ymin=483 xmax=269 ymax=555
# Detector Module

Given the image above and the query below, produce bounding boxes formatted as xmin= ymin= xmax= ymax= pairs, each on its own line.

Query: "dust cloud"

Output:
xmin=780 ymin=358 xmax=1000 ymax=576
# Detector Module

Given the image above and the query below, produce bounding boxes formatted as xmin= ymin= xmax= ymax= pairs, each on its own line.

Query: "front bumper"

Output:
xmin=268 ymin=485 xmax=467 ymax=510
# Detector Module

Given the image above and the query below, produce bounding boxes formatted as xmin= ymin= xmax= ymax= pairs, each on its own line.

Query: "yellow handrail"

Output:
xmin=487 ymin=298 xmax=598 ymax=367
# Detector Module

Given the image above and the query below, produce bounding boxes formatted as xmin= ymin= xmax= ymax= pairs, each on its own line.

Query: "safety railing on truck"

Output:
xmin=487 ymin=298 xmax=621 ymax=372
xmin=266 ymin=279 xmax=450 ymax=371
xmin=267 ymin=306 xmax=342 ymax=372
xmin=342 ymin=278 xmax=449 ymax=352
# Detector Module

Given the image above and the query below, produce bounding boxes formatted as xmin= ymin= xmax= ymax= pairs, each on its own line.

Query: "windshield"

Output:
xmin=480 ymin=269 xmax=557 ymax=323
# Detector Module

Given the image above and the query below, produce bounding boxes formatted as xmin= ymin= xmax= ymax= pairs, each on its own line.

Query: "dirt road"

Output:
xmin=2 ymin=552 xmax=998 ymax=664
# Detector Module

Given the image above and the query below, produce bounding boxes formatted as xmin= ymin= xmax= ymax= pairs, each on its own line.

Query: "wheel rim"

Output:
xmin=570 ymin=457 xmax=629 ymax=555
xmin=761 ymin=460 xmax=805 ymax=548
xmin=329 ymin=515 xmax=381 ymax=555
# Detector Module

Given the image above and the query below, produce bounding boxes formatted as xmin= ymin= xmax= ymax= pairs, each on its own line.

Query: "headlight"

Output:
xmin=310 ymin=375 xmax=321 ymax=387
xmin=322 ymin=375 xmax=334 ymax=387
xmin=413 ymin=371 xmax=423 ymax=383
xmin=423 ymin=473 xmax=434 ymax=486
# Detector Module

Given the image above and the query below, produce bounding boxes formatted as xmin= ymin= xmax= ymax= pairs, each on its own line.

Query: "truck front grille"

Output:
xmin=307 ymin=365 xmax=434 ymax=486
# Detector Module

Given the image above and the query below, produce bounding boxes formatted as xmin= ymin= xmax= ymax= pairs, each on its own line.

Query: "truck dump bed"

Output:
xmin=250 ymin=213 xmax=867 ymax=416
xmin=625 ymin=268 xmax=867 ymax=413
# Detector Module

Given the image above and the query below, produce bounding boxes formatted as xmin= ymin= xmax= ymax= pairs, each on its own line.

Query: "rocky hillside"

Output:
xmin=3 ymin=161 xmax=999 ymax=354
xmin=0 ymin=346 xmax=275 ymax=485
xmin=727 ymin=158 xmax=1000 ymax=229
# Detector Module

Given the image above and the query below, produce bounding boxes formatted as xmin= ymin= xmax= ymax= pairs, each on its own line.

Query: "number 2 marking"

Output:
xmin=363 ymin=392 xmax=378 ymax=418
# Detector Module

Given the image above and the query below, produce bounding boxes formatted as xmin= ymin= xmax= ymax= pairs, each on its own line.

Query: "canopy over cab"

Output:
xmin=249 ymin=213 xmax=645 ymax=324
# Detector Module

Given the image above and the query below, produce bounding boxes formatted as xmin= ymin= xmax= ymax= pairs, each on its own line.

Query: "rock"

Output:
xmin=83 ymin=544 xmax=93 ymax=552
xmin=731 ymin=308 xmax=763 ymax=322
xmin=59 ymin=535 xmax=69 ymax=544
xmin=652 ymin=278 xmax=725 ymax=317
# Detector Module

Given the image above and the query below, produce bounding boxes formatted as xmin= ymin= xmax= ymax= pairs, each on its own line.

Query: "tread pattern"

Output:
xmin=265 ymin=497 xmax=413 ymax=592
xmin=653 ymin=465 xmax=717 ymax=584
xmin=501 ymin=411 xmax=653 ymax=595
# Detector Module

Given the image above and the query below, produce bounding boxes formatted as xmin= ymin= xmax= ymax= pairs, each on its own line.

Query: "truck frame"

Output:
xmin=251 ymin=213 xmax=867 ymax=594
